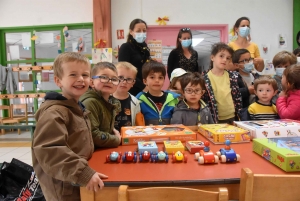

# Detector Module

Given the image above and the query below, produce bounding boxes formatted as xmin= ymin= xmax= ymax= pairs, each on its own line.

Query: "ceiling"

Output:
xmin=191 ymin=30 xmax=220 ymax=58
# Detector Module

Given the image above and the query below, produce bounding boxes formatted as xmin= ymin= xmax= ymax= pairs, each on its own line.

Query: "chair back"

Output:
xmin=0 ymin=105 xmax=11 ymax=123
xmin=10 ymin=104 xmax=28 ymax=123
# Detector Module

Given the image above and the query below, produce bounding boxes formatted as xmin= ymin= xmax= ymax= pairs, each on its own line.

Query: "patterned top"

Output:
xmin=178 ymin=51 xmax=198 ymax=72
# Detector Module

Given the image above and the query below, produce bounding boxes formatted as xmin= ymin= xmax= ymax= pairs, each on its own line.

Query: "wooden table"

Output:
xmin=80 ymin=134 xmax=300 ymax=201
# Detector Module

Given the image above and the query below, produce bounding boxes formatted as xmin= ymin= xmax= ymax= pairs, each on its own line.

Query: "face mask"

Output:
xmin=181 ymin=39 xmax=192 ymax=47
xmin=134 ymin=32 xmax=147 ymax=43
xmin=239 ymin=27 xmax=250 ymax=38
xmin=241 ymin=62 xmax=254 ymax=73
xmin=275 ymin=68 xmax=285 ymax=77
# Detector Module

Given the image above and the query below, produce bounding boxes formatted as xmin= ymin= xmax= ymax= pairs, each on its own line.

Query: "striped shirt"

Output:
xmin=248 ymin=101 xmax=278 ymax=120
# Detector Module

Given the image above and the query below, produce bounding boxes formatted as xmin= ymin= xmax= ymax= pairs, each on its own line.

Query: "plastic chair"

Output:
xmin=118 ymin=185 xmax=228 ymax=201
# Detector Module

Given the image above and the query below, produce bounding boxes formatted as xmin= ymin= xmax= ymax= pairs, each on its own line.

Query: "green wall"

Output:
xmin=294 ymin=0 xmax=300 ymax=49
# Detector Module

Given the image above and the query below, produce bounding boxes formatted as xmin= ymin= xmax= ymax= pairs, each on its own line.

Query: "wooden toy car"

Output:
xmin=216 ymin=140 xmax=240 ymax=163
xmin=122 ymin=151 xmax=137 ymax=163
xmin=106 ymin=151 xmax=122 ymax=163
xmin=151 ymin=151 xmax=169 ymax=163
xmin=139 ymin=151 xmax=152 ymax=162
xmin=194 ymin=141 xmax=219 ymax=164
xmin=172 ymin=151 xmax=187 ymax=163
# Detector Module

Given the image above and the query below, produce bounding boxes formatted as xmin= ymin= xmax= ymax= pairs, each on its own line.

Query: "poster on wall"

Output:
xmin=92 ymin=48 xmax=112 ymax=64
xmin=279 ymin=34 xmax=287 ymax=48
xmin=148 ymin=40 xmax=162 ymax=62
xmin=261 ymin=44 xmax=270 ymax=54
xmin=117 ymin=30 xmax=124 ymax=39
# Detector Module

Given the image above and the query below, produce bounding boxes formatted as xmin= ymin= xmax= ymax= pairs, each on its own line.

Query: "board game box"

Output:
xmin=137 ymin=141 xmax=158 ymax=153
xmin=198 ymin=124 xmax=251 ymax=144
xmin=185 ymin=141 xmax=205 ymax=153
xmin=121 ymin=125 xmax=196 ymax=145
xmin=253 ymin=137 xmax=300 ymax=172
xmin=234 ymin=119 xmax=300 ymax=139
xmin=163 ymin=140 xmax=185 ymax=153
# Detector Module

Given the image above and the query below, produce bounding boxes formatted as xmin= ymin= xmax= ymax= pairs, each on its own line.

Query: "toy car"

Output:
xmin=172 ymin=151 xmax=187 ymax=163
xmin=194 ymin=141 xmax=219 ymax=164
xmin=122 ymin=151 xmax=137 ymax=163
xmin=106 ymin=151 xmax=122 ymax=163
xmin=151 ymin=151 xmax=169 ymax=163
xmin=139 ymin=151 xmax=152 ymax=162
xmin=216 ymin=140 xmax=240 ymax=163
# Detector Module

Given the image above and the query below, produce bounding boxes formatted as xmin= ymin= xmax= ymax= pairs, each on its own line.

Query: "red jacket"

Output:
xmin=276 ymin=90 xmax=300 ymax=120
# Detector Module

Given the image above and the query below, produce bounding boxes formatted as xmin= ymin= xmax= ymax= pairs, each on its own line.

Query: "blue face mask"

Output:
xmin=134 ymin=32 xmax=147 ymax=43
xmin=181 ymin=39 xmax=192 ymax=47
xmin=239 ymin=27 xmax=250 ymax=38
xmin=275 ymin=68 xmax=285 ymax=77
xmin=241 ymin=62 xmax=254 ymax=73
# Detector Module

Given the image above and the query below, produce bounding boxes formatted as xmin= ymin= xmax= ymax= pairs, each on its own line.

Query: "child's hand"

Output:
xmin=248 ymin=85 xmax=254 ymax=94
xmin=86 ymin=172 xmax=108 ymax=192
xmin=113 ymin=128 xmax=121 ymax=141
xmin=279 ymin=91 xmax=286 ymax=97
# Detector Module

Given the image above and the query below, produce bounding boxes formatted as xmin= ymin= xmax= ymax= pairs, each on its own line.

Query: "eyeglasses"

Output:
xmin=184 ymin=88 xmax=204 ymax=95
xmin=118 ymin=76 xmax=136 ymax=84
xmin=238 ymin=58 xmax=254 ymax=64
xmin=181 ymin=28 xmax=190 ymax=31
xmin=92 ymin=75 xmax=120 ymax=86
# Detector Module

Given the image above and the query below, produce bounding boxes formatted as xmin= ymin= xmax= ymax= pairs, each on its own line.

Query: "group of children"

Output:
xmin=32 ymin=44 xmax=300 ymax=200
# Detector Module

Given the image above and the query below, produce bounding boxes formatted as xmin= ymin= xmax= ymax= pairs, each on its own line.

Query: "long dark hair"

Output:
xmin=233 ymin=17 xmax=250 ymax=35
xmin=175 ymin=28 xmax=194 ymax=53
xmin=127 ymin=19 xmax=147 ymax=42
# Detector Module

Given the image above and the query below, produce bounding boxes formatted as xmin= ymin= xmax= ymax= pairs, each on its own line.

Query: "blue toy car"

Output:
xmin=216 ymin=140 xmax=240 ymax=163
xmin=106 ymin=151 xmax=122 ymax=163
xmin=151 ymin=151 xmax=169 ymax=162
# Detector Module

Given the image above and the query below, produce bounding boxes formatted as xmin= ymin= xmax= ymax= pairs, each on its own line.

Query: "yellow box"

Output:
xmin=163 ymin=140 xmax=185 ymax=153
xmin=198 ymin=124 xmax=250 ymax=144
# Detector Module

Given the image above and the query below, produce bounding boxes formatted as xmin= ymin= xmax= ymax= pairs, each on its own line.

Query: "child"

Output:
xmin=168 ymin=68 xmax=187 ymax=99
xmin=202 ymin=42 xmax=242 ymax=124
xmin=248 ymin=76 xmax=278 ymax=120
xmin=276 ymin=64 xmax=300 ymax=120
xmin=272 ymin=51 xmax=297 ymax=103
xmin=113 ymin=62 xmax=145 ymax=131
xmin=171 ymin=72 xmax=214 ymax=125
xmin=32 ymin=52 xmax=108 ymax=201
xmin=136 ymin=60 xmax=179 ymax=125
xmin=80 ymin=62 xmax=121 ymax=148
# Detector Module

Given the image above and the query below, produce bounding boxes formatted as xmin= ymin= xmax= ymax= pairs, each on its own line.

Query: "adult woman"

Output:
xmin=118 ymin=19 xmax=151 ymax=96
xmin=167 ymin=28 xmax=199 ymax=79
xmin=229 ymin=17 xmax=264 ymax=72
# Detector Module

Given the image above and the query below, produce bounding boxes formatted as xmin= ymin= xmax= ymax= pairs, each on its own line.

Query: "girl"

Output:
xmin=202 ymin=42 xmax=242 ymax=124
xmin=276 ymin=64 xmax=300 ymax=120
xmin=80 ymin=62 xmax=121 ymax=148
xmin=168 ymin=68 xmax=187 ymax=100
xmin=171 ymin=72 xmax=214 ymax=125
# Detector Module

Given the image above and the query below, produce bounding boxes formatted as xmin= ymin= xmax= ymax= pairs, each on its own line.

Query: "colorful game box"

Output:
xmin=198 ymin=124 xmax=251 ymax=144
xmin=121 ymin=125 xmax=196 ymax=145
xmin=163 ymin=140 xmax=185 ymax=153
xmin=137 ymin=141 xmax=158 ymax=153
xmin=234 ymin=119 xmax=300 ymax=139
xmin=253 ymin=137 xmax=300 ymax=172
xmin=185 ymin=141 xmax=205 ymax=153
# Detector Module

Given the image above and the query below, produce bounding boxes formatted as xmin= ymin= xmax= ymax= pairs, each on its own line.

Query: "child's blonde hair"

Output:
xmin=254 ymin=76 xmax=278 ymax=91
xmin=53 ymin=52 xmax=90 ymax=78
xmin=115 ymin=62 xmax=138 ymax=76
xmin=272 ymin=51 xmax=297 ymax=68
xmin=283 ymin=64 xmax=300 ymax=93
xmin=91 ymin=62 xmax=117 ymax=77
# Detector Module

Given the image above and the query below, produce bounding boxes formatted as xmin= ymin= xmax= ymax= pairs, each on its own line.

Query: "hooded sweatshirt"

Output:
xmin=32 ymin=92 xmax=95 ymax=201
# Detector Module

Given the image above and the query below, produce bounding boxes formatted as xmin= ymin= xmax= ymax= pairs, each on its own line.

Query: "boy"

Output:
xmin=136 ymin=60 xmax=179 ymax=125
xmin=248 ymin=76 xmax=278 ymax=120
xmin=32 ymin=52 xmax=107 ymax=201
xmin=272 ymin=51 xmax=297 ymax=103
xmin=113 ymin=62 xmax=145 ymax=131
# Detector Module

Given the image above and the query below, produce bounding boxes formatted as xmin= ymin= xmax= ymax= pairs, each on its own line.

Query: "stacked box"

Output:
xmin=198 ymin=124 xmax=250 ymax=144
xmin=137 ymin=141 xmax=158 ymax=154
xmin=163 ymin=140 xmax=185 ymax=153
xmin=234 ymin=119 xmax=300 ymax=139
xmin=185 ymin=141 xmax=205 ymax=153
xmin=253 ymin=137 xmax=300 ymax=172
xmin=121 ymin=125 xmax=196 ymax=145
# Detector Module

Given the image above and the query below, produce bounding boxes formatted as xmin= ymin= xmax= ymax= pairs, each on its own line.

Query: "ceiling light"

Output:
xmin=192 ymin=38 xmax=204 ymax=47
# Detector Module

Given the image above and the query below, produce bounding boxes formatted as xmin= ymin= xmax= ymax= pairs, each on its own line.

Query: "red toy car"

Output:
xmin=139 ymin=151 xmax=152 ymax=162
xmin=122 ymin=151 xmax=137 ymax=163
xmin=194 ymin=141 xmax=219 ymax=164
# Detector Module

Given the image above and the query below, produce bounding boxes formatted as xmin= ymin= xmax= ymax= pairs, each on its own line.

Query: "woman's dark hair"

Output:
xmin=233 ymin=17 xmax=250 ymax=34
xmin=210 ymin=42 xmax=234 ymax=69
xmin=175 ymin=28 xmax=194 ymax=53
xmin=127 ymin=19 xmax=147 ymax=42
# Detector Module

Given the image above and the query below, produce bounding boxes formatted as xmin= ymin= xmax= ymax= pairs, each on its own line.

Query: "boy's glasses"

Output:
xmin=238 ymin=58 xmax=254 ymax=64
xmin=181 ymin=28 xmax=190 ymax=31
xmin=118 ymin=76 xmax=136 ymax=84
xmin=184 ymin=88 xmax=204 ymax=95
xmin=92 ymin=75 xmax=120 ymax=85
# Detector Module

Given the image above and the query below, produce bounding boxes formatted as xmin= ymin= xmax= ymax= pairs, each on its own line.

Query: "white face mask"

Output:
xmin=134 ymin=32 xmax=147 ymax=43
xmin=275 ymin=68 xmax=285 ymax=77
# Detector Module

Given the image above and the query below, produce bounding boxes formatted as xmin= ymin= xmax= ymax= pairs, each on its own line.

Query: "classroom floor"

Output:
xmin=0 ymin=130 xmax=32 ymax=166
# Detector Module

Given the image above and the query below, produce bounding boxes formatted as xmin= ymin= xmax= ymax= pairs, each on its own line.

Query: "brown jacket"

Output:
xmin=32 ymin=92 xmax=96 ymax=201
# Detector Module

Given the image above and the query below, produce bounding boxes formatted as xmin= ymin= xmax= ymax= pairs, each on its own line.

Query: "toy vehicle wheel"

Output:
xmin=184 ymin=155 xmax=188 ymax=163
xmin=198 ymin=156 xmax=204 ymax=164
xmin=221 ymin=155 xmax=226 ymax=163
xmin=214 ymin=155 xmax=219 ymax=163
xmin=122 ymin=155 xmax=126 ymax=162
xmin=117 ymin=155 xmax=121 ymax=163
xmin=119 ymin=152 xmax=122 ymax=156
xmin=236 ymin=154 xmax=241 ymax=162
xmin=134 ymin=155 xmax=137 ymax=163
xmin=216 ymin=151 xmax=221 ymax=157
xmin=194 ymin=152 xmax=200 ymax=160
xmin=106 ymin=155 xmax=110 ymax=162
xmin=139 ymin=154 xmax=143 ymax=162
xmin=172 ymin=155 xmax=176 ymax=163
xmin=165 ymin=155 xmax=169 ymax=163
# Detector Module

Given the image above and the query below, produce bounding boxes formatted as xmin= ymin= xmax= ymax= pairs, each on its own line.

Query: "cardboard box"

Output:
xmin=253 ymin=137 xmax=300 ymax=172
xmin=163 ymin=140 xmax=185 ymax=153
xmin=234 ymin=119 xmax=300 ymax=139
xmin=121 ymin=125 xmax=196 ymax=145
xmin=185 ymin=141 xmax=205 ymax=153
xmin=198 ymin=124 xmax=251 ymax=144
xmin=137 ymin=141 xmax=158 ymax=153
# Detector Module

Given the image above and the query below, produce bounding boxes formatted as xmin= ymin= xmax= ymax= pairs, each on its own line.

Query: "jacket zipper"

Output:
xmin=147 ymin=98 xmax=163 ymax=123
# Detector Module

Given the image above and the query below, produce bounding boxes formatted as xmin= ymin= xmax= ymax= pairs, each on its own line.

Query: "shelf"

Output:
xmin=0 ymin=93 xmax=46 ymax=99
xmin=12 ymin=66 xmax=53 ymax=72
